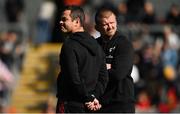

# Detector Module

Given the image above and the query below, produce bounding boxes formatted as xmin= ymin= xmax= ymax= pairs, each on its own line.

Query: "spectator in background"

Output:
xmin=35 ymin=0 xmax=56 ymax=45
xmin=166 ymin=4 xmax=180 ymax=25
xmin=0 ymin=30 xmax=26 ymax=74
xmin=162 ymin=26 xmax=179 ymax=68
xmin=126 ymin=0 xmax=145 ymax=23
xmin=161 ymin=26 xmax=179 ymax=84
xmin=138 ymin=43 xmax=161 ymax=106
xmin=117 ymin=2 xmax=128 ymax=24
xmin=4 ymin=0 xmax=28 ymax=72
xmin=157 ymin=25 xmax=180 ymax=113
xmin=141 ymin=1 xmax=157 ymax=24
xmin=0 ymin=59 xmax=14 ymax=113
xmin=5 ymin=0 xmax=24 ymax=23
xmin=0 ymin=31 xmax=17 ymax=70
xmin=0 ymin=0 xmax=6 ymax=23
xmin=95 ymin=5 xmax=135 ymax=113
xmin=135 ymin=90 xmax=156 ymax=112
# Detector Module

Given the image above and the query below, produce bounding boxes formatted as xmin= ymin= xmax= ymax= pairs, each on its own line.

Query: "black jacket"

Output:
xmin=96 ymin=32 xmax=135 ymax=104
xmin=57 ymin=32 xmax=108 ymax=103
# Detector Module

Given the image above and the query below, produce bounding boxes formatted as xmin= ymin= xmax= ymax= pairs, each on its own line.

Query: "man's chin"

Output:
xmin=107 ymin=32 xmax=115 ymax=36
xmin=61 ymin=29 xmax=68 ymax=33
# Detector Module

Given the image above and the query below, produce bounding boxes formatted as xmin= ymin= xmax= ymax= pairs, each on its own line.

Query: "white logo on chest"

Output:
xmin=109 ymin=46 xmax=116 ymax=52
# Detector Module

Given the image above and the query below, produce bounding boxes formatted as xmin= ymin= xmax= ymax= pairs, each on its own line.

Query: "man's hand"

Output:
xmin=93 ymin=98 xmax=102 ymax=110
xmin=85 ymin=98 xmax=101 ymax=111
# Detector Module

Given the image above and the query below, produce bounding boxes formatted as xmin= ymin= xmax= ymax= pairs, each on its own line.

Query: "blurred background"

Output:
xmin=0 ymin=0 xmax=180 ymax=113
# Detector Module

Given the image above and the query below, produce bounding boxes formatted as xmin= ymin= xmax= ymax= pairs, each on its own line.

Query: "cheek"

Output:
xmin=110 ymin=24 xmax=116 ymax=30
xmin=102 ymin=26 xmax=107 ymax=31
xmin=113 ymin=23 xmax=117 ymax=28
xmin=64 ymin=22 xmax=72 ymax=28
xmin=114 ymin=25 xmax=117 ymax=30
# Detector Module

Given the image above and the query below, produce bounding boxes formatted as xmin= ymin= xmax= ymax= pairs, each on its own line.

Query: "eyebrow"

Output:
xmin=61 ymin=17 xmax=67 ymax=21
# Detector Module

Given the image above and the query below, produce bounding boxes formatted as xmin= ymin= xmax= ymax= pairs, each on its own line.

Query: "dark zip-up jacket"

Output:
xmin=57 ymin=32 xmax=108 ymax=103
xmin=96 ymin=32 xmax=135 ymax=104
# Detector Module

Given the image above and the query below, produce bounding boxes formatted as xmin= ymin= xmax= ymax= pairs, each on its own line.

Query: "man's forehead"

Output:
xmin=100 ymin=13 xmax=116 ymax=22
xmin=62 ymin=10 xmax=71 ymax=15
xmin=100 ymin=11 xmax=114 ymax=18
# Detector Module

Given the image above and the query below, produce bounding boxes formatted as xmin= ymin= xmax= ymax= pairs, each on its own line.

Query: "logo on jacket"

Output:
xmin=109 ymin=46 xmax=116 ymax=52
xmin=106 ymin=55 xmax=113 ymax=59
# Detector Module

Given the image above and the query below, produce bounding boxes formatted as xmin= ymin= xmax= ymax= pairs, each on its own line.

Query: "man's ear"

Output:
xmin=74 ymin=18 xmax=80 ymax=27
xmin=75 ymin=18 xmax=79 ymax=24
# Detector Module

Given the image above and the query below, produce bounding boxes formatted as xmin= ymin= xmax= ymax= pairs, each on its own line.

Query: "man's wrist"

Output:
xmin=90 ymin=94 xmax=95 ymax=101
xmin=85 ymin=94 xmax=96 ymax=102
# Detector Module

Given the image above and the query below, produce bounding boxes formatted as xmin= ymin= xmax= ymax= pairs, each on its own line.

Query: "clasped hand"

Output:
xmin=85 ymin=98 xmax=102 ymax=111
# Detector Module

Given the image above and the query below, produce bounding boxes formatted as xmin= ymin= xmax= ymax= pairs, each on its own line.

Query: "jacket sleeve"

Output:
xmin=93 ymin=49 xmax=109 ymax=99
xmin=62 ymin=44 xmax=94 ymax=102
xmin=108 ymin=40 xmax=134 ymax=81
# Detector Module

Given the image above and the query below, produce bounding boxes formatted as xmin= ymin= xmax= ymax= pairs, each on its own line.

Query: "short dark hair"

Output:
xmin=62 ymin=5 xmax=85 ymax=26
xmin=95 ymin=5 xmax=119 ymax=25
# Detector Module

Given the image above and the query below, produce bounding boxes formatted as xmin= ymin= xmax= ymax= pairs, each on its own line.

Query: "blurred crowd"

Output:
xmin=0 ymin=0 xmax=180 ymax=113
xmin=0 ymin=0 xmax=28 ymax=112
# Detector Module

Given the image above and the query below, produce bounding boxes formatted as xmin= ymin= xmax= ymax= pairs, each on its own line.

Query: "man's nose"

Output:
xmin=108 ymin=24 xmax=112 ymax=29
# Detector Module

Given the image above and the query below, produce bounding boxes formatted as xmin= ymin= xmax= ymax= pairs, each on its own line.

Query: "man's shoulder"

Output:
xmin=115 ymin=33 xmax=126 ymax=40
xmin=116 ymin=35 xmax=131 ymax=44
xmin=64 ymin=38 xmax=79 ymax=45
xmin=62 ymin=39 xmax=78 ymax=50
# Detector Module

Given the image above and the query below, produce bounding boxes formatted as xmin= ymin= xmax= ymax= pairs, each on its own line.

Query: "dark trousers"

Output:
xmin=98 ymin=102 xmax=135 ymax=113
xmin=56 ymin=100 xmax=91 ymax=113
